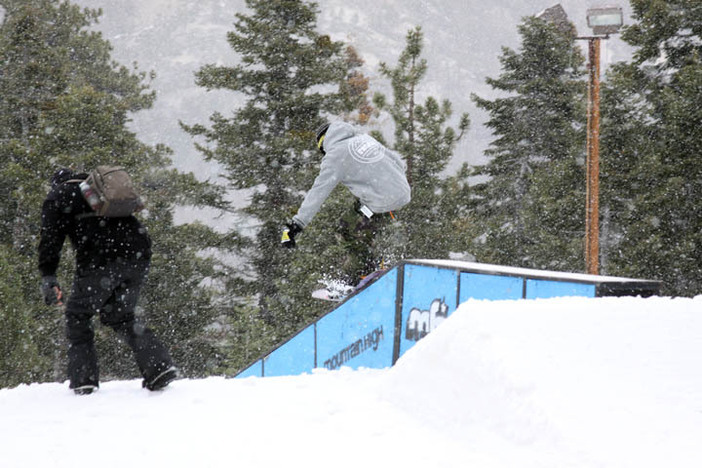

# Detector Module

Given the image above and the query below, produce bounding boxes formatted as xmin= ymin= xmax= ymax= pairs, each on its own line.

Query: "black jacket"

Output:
xmin=38 ymin=169 xmax=152 ymax=277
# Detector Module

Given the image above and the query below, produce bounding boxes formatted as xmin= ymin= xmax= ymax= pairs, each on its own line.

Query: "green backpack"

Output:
xmin=76 ymin=166 xmax=144 ymax=217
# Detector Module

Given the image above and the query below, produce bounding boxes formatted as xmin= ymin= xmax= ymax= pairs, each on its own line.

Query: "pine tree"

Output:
xmin=0 ymin=0 xmax=228 ymax=384
xmin=340 ymin=45 xmax=376 ymax=125
xmin=182 ymin=0 xmax=356 ymax=335
xmin=600 ymin=0 xmax=702 ymax=295
xmin=376 ymin=27 xmax=428 ymax=188
xmin=470 ymin=16 xmax=586 ymax=270
xmin=374 ymin=26 xmax=470 ymax=261
xmin=0 ymin=245 xmax=46 ymax=388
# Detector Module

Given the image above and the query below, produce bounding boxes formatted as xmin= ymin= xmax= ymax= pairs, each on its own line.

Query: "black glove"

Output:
xmin=281 ymin=221 xmax=303 ymax=248
xmin=41 ymin=276 xmax=63 ymax=306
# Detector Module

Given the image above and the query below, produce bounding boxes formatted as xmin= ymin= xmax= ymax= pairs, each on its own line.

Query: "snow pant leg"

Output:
xmin=64 ymin=268 xmax=117 ymax=388
xmin=65 ymin=313 xmax=99 ymax=388
xmin=98 ymin=260 xmax=174 ymax=380
xmin=335 ymin=205 xmax=378 ymax=282
xmin=351 ymin=208 xmax=391 ymax=276
xmin=108 ymin=321 xmax=174 ymax=381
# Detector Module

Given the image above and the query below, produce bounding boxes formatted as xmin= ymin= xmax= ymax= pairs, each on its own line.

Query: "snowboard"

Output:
xmin=311 ymin=269 xmax=387 ymax=302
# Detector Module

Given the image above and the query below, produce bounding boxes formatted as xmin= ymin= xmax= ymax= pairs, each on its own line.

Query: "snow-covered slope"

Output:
xmin=2 ymin=295 xmax=701 ymax=467
xmin=72 ymin=0 xmax=633 ymax=177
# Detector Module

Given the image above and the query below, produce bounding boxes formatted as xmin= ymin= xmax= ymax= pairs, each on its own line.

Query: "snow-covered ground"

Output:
xmin=2 ymin=295 xmax=701 ymax=467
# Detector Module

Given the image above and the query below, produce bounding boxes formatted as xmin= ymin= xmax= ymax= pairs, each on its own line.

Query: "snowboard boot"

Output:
xmin=143 ymin=366 xmax=178 ymax=391
xmin=73 ymin=384 xmax=98 ymax=396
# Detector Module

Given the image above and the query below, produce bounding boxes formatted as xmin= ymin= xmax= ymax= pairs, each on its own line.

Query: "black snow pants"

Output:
xmin=64 ymin=258 xmax=173 ymax=389
xmin=336 ymin=201 xmax=394 ymax=283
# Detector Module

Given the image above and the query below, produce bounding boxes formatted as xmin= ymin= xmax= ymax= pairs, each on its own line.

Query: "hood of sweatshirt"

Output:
xmin=321 ymin=122 xmax=357 ymax=153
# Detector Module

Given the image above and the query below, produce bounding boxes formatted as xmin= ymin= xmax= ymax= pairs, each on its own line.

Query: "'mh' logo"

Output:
xmin=405 ymin=298 xmax=448 ymax=342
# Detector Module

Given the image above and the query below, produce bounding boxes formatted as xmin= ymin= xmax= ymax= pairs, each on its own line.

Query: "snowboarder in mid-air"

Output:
xmin=281 ymin=121 xmax=411 ymax=248
xmin=281 ymin=121 xmax=411 ymax=297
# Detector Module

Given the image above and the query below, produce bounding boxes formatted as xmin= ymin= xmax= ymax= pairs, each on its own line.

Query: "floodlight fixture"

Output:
xmin=586 ymin=6 xmax=623 ymax=36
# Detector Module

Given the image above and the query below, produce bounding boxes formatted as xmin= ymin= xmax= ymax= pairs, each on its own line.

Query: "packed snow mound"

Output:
xmin=384 ymin=295 xmax=702 ymax=467
xmin=2 ymin=296 xmax=702 ymax=467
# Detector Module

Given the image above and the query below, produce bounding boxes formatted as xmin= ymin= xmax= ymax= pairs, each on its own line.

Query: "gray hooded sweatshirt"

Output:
xmin=293 ymin=122 xmax=411 ymax=228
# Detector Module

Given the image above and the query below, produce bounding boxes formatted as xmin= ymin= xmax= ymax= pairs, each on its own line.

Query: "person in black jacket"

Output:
xmin=38 ymin=168 xmax=177 ymax=395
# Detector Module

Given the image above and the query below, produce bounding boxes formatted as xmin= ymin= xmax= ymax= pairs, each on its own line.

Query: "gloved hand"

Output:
xmin=281 ymin=221 xmax=303 ymax=248
xmin=41 ymin=276 xmax=63 ymax=306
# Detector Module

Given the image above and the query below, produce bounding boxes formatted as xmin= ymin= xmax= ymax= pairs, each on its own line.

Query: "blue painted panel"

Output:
xmin=525 ymin=279 xmax=596 ymax=299
xmin=235 ymin=360 xmax=262 ymax=379
xmin=400 ymin=265 xmax=458 ymax=357
xmin=460 ymin=272 xmax=523 ymax=302
xmin=316 ymin=269 xmax=397 ymax=371
xmin=262 ymin=325 xmax=315 ymax=377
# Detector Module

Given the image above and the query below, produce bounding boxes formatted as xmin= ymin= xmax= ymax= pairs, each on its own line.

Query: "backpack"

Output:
xmin=75 ymin=166 xmax=144 ymax=217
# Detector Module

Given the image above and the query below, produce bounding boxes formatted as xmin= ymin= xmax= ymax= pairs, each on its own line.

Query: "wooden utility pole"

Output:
xmin=585 ymin=37 xmax=601 ymax=275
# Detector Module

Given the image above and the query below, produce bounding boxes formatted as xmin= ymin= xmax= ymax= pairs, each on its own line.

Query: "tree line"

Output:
xmin=0 ymin=0 xmax=699 ymax=388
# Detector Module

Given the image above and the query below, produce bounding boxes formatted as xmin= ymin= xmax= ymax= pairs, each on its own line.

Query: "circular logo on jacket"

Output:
xmin=349 ymin=135 xmax=385 ymax=164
